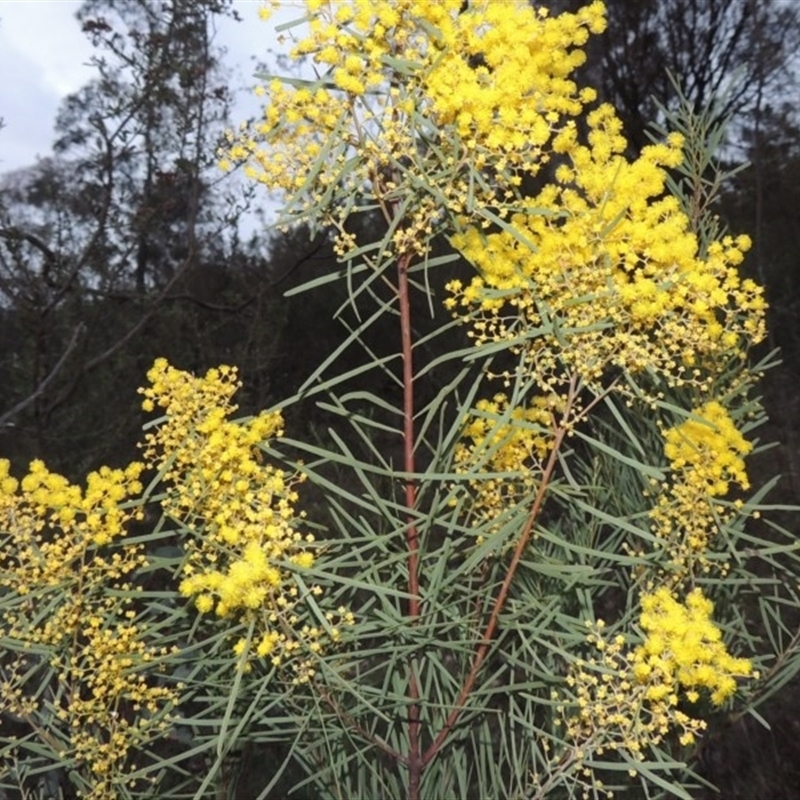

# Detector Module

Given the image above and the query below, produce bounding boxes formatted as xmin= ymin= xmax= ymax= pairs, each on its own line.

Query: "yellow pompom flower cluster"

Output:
xmin=649 ymin=402 xmax=752 ymax=577
xmin=663 ymin=401 xmax=751 ymax=493
xmin=422 ymin=1 xmax=605 ymax=159
xmin=0 ymin=458 xmax=178 ymax=798
xmin=222 ymin=80 xmax=352 ymax=202
xmin=139 ymin=359 xmax=350 ymax=678
xmin=563 ymin=589 xmax=752 ymax=787
xmin=446 ymin=131 xmax=766 ymax=397
xmin=225 ymin=1 xmax=609 ymax=259
xmin=59 ymin=620 xmax=178 ymax=794
xmin=633 ymin=587 xmax=753 ymax=706
xmin=450 ymin=393 xmax=558 ymax=539
xmin=560 ymin=403 xmax=757 ymax=775
xmin=561 ymin=405 xmax=756 ymax=769
xmin=560 ymin=622 xmax=706 ymax=775
xmin=1 ymin=457 xmax=144 ymax=554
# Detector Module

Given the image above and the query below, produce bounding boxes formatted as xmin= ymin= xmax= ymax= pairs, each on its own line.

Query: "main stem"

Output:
xmin=397 ymin=248 xmax=423 ymax=800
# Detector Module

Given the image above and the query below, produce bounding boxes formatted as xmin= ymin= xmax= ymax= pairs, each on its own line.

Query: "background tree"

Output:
xmin=563 ymin=0 xmax=800 ymax=153
xmin=0 ymin=0 xmax=285 ymax=477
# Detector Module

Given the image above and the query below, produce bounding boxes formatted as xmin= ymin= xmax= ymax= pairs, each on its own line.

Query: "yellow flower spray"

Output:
xmin=139 ymin=358 xmax=352 ymax=680
xmin=0 ymin=457 xmax=177 ymax=798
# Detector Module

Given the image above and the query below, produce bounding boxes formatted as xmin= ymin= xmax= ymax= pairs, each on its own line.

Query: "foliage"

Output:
xmin=2 ymin=2 xmax=800 ymax=800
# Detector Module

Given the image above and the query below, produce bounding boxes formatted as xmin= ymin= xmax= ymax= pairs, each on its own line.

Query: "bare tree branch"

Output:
xmin=0 ymin=323 xmax=85 ymax=429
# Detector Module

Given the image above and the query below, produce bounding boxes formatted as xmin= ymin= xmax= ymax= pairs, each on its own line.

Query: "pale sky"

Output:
xmin=0 ymin=0 xmax=309 ymax=173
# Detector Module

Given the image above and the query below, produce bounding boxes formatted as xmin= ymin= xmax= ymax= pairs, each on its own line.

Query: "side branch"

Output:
xmin=0 ymin=323 xmax=85 ymax=429
xmin=422 ymin=373 xmax=579 ymax=765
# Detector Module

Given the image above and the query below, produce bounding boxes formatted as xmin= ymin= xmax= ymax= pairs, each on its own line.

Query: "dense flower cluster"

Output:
xmin=560 ymin=401 xmax=757 ymax=783
xmin=423 ymin=3 xmax=603 ymax=156
xmin=0 ymin=358 xmax=357 ymax=795
xmin=663 ymin=401 xmax=751 ymax=493
xmin=0 ymin=458 xmax=177 ymax=798
xmin=140 ymin=359 xmax=352 ymax=679
xmin=633 ymin=587 xmax=753 ymax=706
xmin=445 ymin=141 xmax=766 ymax=397
xmin=563 ymin=589 xmax=752 ymax=784
xmin=224 ymin=0 xmax=607 ymax=257
xmin=1 ymin=457 xmax=144 ymax=554
xmin=648 ymin=401 xmax=752 ymax=578
xmin=450 ymin=393 xmax=558 ymax=540
xmin=560 ymin=621 xmax=706 ymax=769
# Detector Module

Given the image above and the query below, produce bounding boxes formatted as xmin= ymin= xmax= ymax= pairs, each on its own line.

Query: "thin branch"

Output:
xmin=422 ymin=374 xmax=580 ymax=767
xmin=0 ymin=323 xmax=85 ymax=429
xmin=314 ymin=683 xmax=405 ymax=762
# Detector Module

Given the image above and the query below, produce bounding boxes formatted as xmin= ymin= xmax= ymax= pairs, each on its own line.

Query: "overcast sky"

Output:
xmin=0 ymin=0 xmax=307 ymax=174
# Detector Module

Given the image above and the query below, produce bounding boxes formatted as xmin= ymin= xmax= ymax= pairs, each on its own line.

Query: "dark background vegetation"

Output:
xmin=1 ymin=1 xmax=799 ymax=797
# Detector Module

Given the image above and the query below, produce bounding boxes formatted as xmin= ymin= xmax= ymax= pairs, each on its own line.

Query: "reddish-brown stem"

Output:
xmin=397 ymin=250 xmax=421 ymax=618
xmin=396 ymin=247 xmax=423 ymax=800
xmin=315 ymin=683 xmax=405 ymax=762
xmin=422 ymin=374 xmax=579 ymax=766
